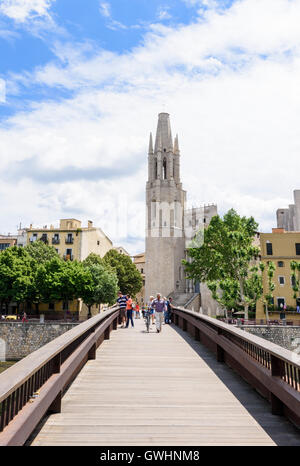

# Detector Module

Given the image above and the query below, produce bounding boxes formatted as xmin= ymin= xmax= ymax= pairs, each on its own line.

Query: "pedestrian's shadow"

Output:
xmin=170 ymin=323 xmax=300 ymax=446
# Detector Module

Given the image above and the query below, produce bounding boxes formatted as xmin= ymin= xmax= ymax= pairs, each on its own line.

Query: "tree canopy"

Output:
xmin=81 ymin=262 xmax=118 ymax=317
xmin=183 ymin=209 xmax=262 ymax=319
xmin=103 ymin=249 xmax=142 ymax=297
xmin=0 ymin=245 xmax=121 ymax=318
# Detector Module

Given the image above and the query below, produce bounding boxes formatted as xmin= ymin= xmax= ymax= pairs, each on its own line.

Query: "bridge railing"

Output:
xmin=172 ymin=307 xmax=300 ymax=428
xmin=0 ymin=306 xmax=120 ymax=446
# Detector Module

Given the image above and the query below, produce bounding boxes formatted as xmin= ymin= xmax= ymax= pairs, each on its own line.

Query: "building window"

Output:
xmin=278 ymin=261 xmax=284 ymax=267
xmin=278 ymin=276 xmax=285 ymax=285
xmin=277 ymin=297 xmax=285 ymax=308
xmin=266 ymin=242 xmax=273 ymax=255
xmin=48 ymin=302 xmax=55 ymax=310
xmin=65 ymin=249 xmax=73 ymax=261
xmin=291 ymin=276 xmax=297 ymax=287
xmin=141 ymin=268 xmax=144 ymax=274
xmin=0 ymin=243 xmax=10 ymax=250
xmin=154 ymin=159 xmax=158 ymax=179
xmin=296 ymin=243 xmax=300 ymax=255
xmin=40 ymin=233 xmax=48 ymax=244
xmin=163 ymin=158 xmax=167 ymax=179
xmin=66 ymin=233 xmax=74 ymax=244
xmin=52 ymin=233 xmax=60 ymax=245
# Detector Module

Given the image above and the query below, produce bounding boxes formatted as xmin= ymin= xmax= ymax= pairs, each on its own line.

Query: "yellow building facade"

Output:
xmin=26 ymin=219 xmax=114 ymax=320
xmin=256 ymin=229 xmax=300 ymax=322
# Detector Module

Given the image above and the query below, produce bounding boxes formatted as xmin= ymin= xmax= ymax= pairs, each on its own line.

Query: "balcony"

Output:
xmin=63 ymin=254 xmax=74 ymax=261
xmin=65 ymin=237 xmax=74 ymax=244
xmin=52 ymin=238 xmax=60 ymax=245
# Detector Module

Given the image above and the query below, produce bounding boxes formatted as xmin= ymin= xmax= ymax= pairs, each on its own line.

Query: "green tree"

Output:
xmin=0 ymin=246 xmax=33 ymax=314
xmin=35 ymin=258 xmax=94 ymax=316
xmin=82 ymin=253 xmax=104 ymax=267
xmin=24 ymin=241 xmax=61 ymax=314
xmin=104 ymin=249 xmax=142 ymax=297
xmin=261 ymin=261 xmax=276 ymax=322
xmin=290 ymin=261 xmax=300 ymax=306
xmin=81 ymin=263 xmax=118 ymax=318
xmin=25 ymin=240 xmax=59 ymax=263
xmin=183 ymin=209 xmax=261 ymax=320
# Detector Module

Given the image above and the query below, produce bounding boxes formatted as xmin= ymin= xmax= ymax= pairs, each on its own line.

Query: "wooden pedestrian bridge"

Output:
xmin=1 ymin=307 xmax=300 ymax=446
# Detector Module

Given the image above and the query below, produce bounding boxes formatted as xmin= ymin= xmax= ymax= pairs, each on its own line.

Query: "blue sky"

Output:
xmin=0 ymin=0 xmax=300 ymax=254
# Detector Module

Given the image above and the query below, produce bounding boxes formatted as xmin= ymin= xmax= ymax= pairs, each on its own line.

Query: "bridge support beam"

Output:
xmin=270 ymin=355 xmax=284 ymax=415
xmin=48 ymin=391 xmax=62 ymax=414
xmin=104 ymin=325 xmax=111 ymax=340
xmin=216 ymin=345 xmax=225 ymax=363
xmin=52 ymin=353 xmax=61 ymax=374
xmin=88 ymin=343 xmax=96 ymax=360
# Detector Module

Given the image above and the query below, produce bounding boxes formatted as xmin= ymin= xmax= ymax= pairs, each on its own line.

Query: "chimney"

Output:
xmin=272 ymin=228 xmax=285 ymax=233
xmin=88 ymin=220 xmax=93 ymax=228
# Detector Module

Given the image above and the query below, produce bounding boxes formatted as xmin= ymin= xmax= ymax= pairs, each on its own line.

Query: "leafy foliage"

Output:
xmin=81 ymin=262 xmax=118 ymax=316
xmin=0 ymin=244 xmax=121 ymax=318
xmin=104 ymin=249 xmax=142 ymax=297
xmin=183 ymin=209 xmax=262 ymax=318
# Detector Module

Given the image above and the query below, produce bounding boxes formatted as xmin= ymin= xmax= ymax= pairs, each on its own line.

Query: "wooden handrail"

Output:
xmin=0 ymin=306 xmax=118 ymax=404
xmin=0 ymin=306 xmax=120 ymax=443
xmin=173 ymin=307 xmax=300 ymax=368
xmin=172 ymin=307 xmax=300 ymax=427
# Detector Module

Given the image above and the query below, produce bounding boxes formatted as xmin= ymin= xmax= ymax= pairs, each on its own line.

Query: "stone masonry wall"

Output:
xmin=242 ymin=326 xmax=300 ymax=351
xmin=0 ymin=322 xmax=78 ymax=361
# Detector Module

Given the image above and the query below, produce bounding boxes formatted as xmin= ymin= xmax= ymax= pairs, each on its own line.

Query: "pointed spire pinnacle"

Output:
xmin=148 ymin=132 xmax=153 ymax=154
xmin=174 ymin=134 xmax=179 ymax=154
xmin=154 ymin=112 xmax=173 ymax=153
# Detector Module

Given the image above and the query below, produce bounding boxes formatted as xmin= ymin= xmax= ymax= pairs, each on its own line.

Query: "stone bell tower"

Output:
xmin=145 ymin=113 xmax=186 ymax=300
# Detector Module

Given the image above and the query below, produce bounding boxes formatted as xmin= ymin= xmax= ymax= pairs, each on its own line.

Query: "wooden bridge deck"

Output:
xmin=30 ymin=318 xmax=300 ymax=446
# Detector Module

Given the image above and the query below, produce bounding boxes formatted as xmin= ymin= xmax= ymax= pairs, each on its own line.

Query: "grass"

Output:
xmin=0 ymin=361 xmax=16 ymax=374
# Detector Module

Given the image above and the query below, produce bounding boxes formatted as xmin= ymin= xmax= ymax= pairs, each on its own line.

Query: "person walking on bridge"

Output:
xmin=152 ymin=293 xmax=165 ymax=333
xmin=125 ymin=294 xmax=134 ymax=328
xmin=117 ymin=291 xmax=127 ymax=328
xmin=147 ymin=296 xmax=155 ymax=325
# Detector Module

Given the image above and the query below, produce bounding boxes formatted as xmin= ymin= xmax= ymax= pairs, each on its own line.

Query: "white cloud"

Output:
xmin=2 ymin=0 xmax=300 ymax=253
xmin=98 ymin=0 xmax=127 ymax=30
xmin=0 ymin=79 xmax=6 ymax=102
xmin=99 ymin=1 xmax=111 ymax=18
xmin=157 ymin=6 xmax=172 ymax=20
xmin=0 ymin=0 xmax=55 ymax=22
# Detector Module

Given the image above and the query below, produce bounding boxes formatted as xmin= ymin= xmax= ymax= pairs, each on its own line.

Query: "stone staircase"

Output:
xmin=168 ymin=291 xmax=199 ymax=309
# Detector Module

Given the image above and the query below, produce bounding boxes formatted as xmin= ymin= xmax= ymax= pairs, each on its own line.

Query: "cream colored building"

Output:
xmin=26 ymin=219 xmax=113 ymax=262
xmin=256 ymin=228 xmax=300 ymax=322
xmin=113 ymin=246 xmax=130 ymax=256
xmin=25 ymin=219 xmax=114 ymax=320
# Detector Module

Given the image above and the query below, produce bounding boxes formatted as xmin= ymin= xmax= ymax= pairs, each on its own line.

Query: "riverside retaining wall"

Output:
xmin=242 ymin=325 xmax=300 ymax=351
xmin=0 ymin=322 xmax=78 ymax=360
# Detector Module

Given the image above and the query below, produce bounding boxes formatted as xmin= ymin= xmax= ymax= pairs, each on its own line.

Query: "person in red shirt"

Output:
xmin=135 ymin=303 xmax=140 ymax=319
xmin=126 ymin=295 xmax=134 ymax=328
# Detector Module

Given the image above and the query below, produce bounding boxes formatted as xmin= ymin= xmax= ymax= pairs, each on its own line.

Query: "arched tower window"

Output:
xmin=163 ymin=158 xmax=167 ymax=180
xmin=154 ymin=158 xmax=158 ymax=179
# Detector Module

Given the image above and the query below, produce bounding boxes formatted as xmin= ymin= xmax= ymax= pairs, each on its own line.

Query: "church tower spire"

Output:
xmin=154 ymin=113 xmax=173 ymax=152
xmin=174 ymin=134 xmax=179 ymax=154
xmin=148 ymin=132 xmax=153 ymax=154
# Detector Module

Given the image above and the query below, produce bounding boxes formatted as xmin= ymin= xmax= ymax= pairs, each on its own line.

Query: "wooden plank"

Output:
xmin=30 ymin=319 xmax=300 ymax=446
